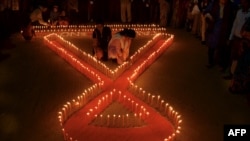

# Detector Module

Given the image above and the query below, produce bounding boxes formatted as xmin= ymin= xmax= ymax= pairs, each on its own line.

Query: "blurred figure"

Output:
xmin=108 ymin=0 xmax=120 ymax=22
xmin=58 ymin=10 xmax=69 ymax=26
xmin=131 ymin=0 xmax=140 ymax=23
xmin=49 ymin=5 xmax=60 ymax=26
xmin=67 ymin=0 xmax=79 ymax=24
xmin=108 ymin=28 xmax=136 ymax=64
xmin=158 ymin=0 xmax=170 ymax=27
xmin=87 ymin=0 xmax=95 ymax=22
xmin=30 ymin=4 xmax=50 ymax=26
xmin=92 ymin=20 xmax=112 ymax=61
xmin=21 ymin=21 xmax=35 ymax=41
xmin=229 ymin=17 xmax=250 ymax=94
xmin=149 ymin=0 xmax=159 ymax=23
xmin=204 ymin=0 xmax=234 ymax=69
xmin=226 ymin=0 xmax=250 ymax=79
xmin=171 ymin=0 xmax=180 ymax=27
xmin=200 ymin=0 xmax=210 ymax=44
xmin=0 ymin=3 xmax=11 ymax=60
xmin=120 ymin=0 xmax=132 ymax=23
xmin=191 ymin=0 xmax=201 ymax=36
xmin=186 ymin=0 xmax=194 ymax=31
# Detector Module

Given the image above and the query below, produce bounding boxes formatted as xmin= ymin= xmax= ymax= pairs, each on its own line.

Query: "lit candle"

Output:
xmin=123 ymin=95 xmax=126 ymax=102
xmin=110 ymin=92 xmax=113 ymax=102
xmin=107 ymin=115 xmax=110 ymax=126
xmin=118 ymin=115 xmax=121 ymax=127
xmin=126 ymin=114 xmax=129 ymax=127
xmin=131 ymin=100 xmax=134 ymax=111
xmin=151 ymin=95 xmax=155 ymax=106
xmin=139 ymin=113 xmax=142 ymax=124
xmin=147 ymin=93 xmax=151 ymax=103
xmin=113 ymin=114 xmax=116 ymax=126
xmin=160 ymin=100 xmax=164 ymax=110
xmin=100 ymin=114 xmax=103 ymax=126
xmin=122 ymin=115 xmax=125 ymax=127
xmin=157 ymin=95 xmax=160 ymax=106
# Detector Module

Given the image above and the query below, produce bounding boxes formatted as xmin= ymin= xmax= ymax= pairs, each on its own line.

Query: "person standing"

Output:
xmin=108 ymin=0 xmax=120 ymax=22
xmin=204 ymin=0 xmax=234 ymax=68
xmin=229 ymin=16 xmax=250 ymax=94
xmin=87 ymin=0 xmax=95 ymax=22
xmin=92 ymin=20 xmax=112 ymax=61
xmin=200 ymin=0 xmax=210 ymax=44
xmin=120 ymin=0 xmax=132 ymax=23
xmin=225 ymin=0 xmax=250 ymax=78
xmin=49 ymin=5 xmax=60 ymax=25
xmin=159 ymin=0 xmax=170 ymax=27
xmin=149 ymin=0 xmax=159 ymax=23
xmin=67 ymin=0 xmax=78 ymax=24
xmin=191 ymin=0 xmax=201 ymax=36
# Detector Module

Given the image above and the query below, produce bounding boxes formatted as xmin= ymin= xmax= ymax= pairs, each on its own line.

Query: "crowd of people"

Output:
xmin=0 ymin=0 xmax=249 ymax=95
xmin=186 ymin=0 xmax=250 ymax=95
xmin=0 ymin=0 xmax=189 ymax=28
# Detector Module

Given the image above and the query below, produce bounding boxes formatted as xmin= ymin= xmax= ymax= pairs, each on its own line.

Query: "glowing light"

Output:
xmin=42 ymin=24 xmax=181 ymax=141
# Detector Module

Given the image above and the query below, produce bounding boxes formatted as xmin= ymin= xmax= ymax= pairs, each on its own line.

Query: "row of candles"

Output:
xmin=33 ymin=24 xmax=167 ymax=37
xmin=36 ymin=24 xmax=161 ymax=28
xmin=128 ymin=81 xmax=182 ymax=141
xmin=35 ymin=31 xmax=164 ymax=38
xmin=34 ymin=24 xmax=165 ymax=30
xmin=85 ymin=88 xmax=150 ymax=128
xmin=45 ymin=33 xmax=167 ymax=80
xmin=57 ymin=83 xmax=102 ymax=124
xmin=44 ymin=33 xmax=109 ymax=129
xmin=123 ymin=34 xmax=180 ymax=141
xmin=44 ymin=30 xmax=180 ymax=140
xmin=91 ymin=113 xmax=146 ymax=128
xmin=44 ymin=35 xmax=105 ymax=84
xmin=128 ymin=35 xmax=174 ymax=82
xmin=35 ymin=28 xmax=166 ymax=33
xmin=129 ymin=33 xmax=163 ymax=63
xmin=49 ymin=33 xmax=119 ymax=79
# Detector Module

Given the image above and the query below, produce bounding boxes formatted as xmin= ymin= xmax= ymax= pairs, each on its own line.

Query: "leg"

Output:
xmin=121 ymin=2 xmax=126 ymax=23
xmin=200 ymin=14 xmax=206 ymax=43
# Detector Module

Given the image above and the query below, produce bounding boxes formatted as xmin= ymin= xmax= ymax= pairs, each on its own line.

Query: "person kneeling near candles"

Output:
xmin=92 ymin=20 xmax=112 ymax=61
xmin=30 ymin=4 xmax=50 ymax=26
xmin=108 ymin=28 xmax=136 ymax=64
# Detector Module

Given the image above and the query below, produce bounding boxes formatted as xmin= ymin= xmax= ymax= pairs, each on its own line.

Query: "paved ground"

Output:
xmin=0 ymin=28 xmax=250 ymax=141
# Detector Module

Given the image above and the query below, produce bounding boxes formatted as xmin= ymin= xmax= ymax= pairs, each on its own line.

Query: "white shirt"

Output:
xmin=30 ymin=8 xmax=48 ymax=26
xmin=229 ymin=9 xmax=250 ymax=40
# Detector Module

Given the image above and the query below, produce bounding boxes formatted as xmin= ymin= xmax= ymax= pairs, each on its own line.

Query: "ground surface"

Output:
xmin=0 ymin=28 xmax=250 ymax=141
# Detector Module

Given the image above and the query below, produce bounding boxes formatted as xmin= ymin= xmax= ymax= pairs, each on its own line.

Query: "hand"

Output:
xmin=45 ymin=23 xmax=51 ymax=26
